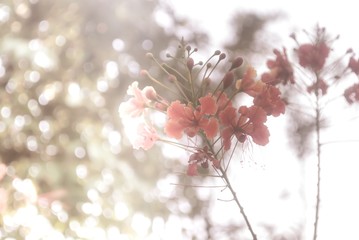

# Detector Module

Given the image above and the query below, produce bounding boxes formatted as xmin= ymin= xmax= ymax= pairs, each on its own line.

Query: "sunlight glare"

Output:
xmin=114 ymin=202 xmax=129 ymax=221
xmin=131 ymin=212 xmax=151 ymax=237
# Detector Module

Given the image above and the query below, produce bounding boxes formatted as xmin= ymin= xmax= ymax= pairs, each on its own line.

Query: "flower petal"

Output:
xmin=199 ymin=95 xmax=218 ymax=115
xmin=202 ymin=117 xmax=219 ymax=139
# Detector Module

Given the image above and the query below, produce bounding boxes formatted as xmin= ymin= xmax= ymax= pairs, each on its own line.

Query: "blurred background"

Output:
xmin=0 ymin=0 xmax=358 ymax=239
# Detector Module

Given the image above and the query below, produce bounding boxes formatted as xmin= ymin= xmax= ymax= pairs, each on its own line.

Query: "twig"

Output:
xmin=218 ymin=166 xmax=258 ymax=240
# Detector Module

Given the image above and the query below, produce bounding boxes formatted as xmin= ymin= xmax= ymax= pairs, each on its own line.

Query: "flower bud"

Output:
xmin=214 ymin=50 xmax=221 ymax=55
xmin=146 ymin=52 xmax=154 ymax=59
xmin=219 ymin=53 xmax=226 ymax=60
xmin=187 ymin=58 xmax=194 ymax=71
xmin=229 ymin=57 xmax=243 ymax=71
xmin=140 ymin=69 xmax=148 ymax=77
xmin=143 ymin=86 xmax=157 ymax=100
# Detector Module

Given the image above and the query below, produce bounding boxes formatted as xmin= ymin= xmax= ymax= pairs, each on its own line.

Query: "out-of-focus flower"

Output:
xmin=131 ymin=122 xmax=159 ymax=150
xmin=344 ymin=84 xmax=359 ymax=104
xmin=254 ymin=85 xmax=286 ymax=116
xmin=236 ymin=66 xmax=265 ymax=97
xmin=261 ymin=48 xmax=294 ymax=85
xmin=119 ymin=81 xmax=157 ymax=118
xmin=297 ymin=42 xmax=330 ymax=71
xmin=348 ymin=57 xmax=359 ymax=75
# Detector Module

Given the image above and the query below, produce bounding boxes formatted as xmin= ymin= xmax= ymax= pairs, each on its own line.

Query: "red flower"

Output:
xmin=297 ymin=42 xmax=330 ymax=71
xmin=253 ymin=85 xmax=286 ymax=117
xmin=186 ymin=146 xmax=220 ymax=176
xmin=261 ymin=48 xmax=294 ymax=85
xmin=344 ymin=84 xmax=359 ymax=104
xmin=219 ymin=105 xmax=269 ymax=150
xmin=348 ymin=57 xmax=359 ymax=75
xmin=216 ymin=92 xmax=232 ymax=112
xmin=164 ymin=95 xmax=219 ymax=139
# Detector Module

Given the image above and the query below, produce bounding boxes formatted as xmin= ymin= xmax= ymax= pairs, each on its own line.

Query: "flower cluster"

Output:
xmin=119 ymin=41 xmax=285 ymax=175
xmin=259 ymin=26 xmax=359 ymax=240
xmin=261 ymin=26 xmax=359 ymax=104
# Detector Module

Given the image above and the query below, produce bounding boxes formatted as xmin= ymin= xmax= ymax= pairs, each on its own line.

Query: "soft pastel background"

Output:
xmin=0 ymin=0 xmax=358 ymax=239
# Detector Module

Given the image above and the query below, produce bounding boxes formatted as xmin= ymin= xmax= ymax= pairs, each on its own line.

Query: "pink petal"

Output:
xmin=203 ymin=118 xmax=219 ymax=139
xmin=164 ymin=119 xmax=184 ymax=139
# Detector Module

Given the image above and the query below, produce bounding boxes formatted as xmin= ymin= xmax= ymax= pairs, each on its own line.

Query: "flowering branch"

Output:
xmin=261 ymin=25 xmax=359 ymax=239
xmin=119 ymin=39 xmax=285 ymax=239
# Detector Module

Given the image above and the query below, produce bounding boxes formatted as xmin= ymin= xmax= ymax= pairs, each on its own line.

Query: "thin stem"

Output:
xmin=218 ymin=166 xmax=257 ymax=240
xmin=313 ymin=74 xmax=321 ymax=240
xmin=201 ymin=136 xmax=257 ymax=239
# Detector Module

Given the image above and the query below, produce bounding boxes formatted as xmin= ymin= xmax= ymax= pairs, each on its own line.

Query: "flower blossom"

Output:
xmin=220 ymin=105 xmax=269 ymax=150
xmin=131 ymin=122 xmax=159 ymax=150
xmin=164 ymin=95 xmax=219 ymax=139
xmin=187 ymin=146 xmax=220 ymax=176
xmin=348 ymin=57 xmax=359 ymax=75
xmin=236 ymin=66 xmax=265 ymax=97
xmin=297 ymin=42 xmax=330 ymax=71
xmin=344 ymin=84 xmax=359 ymax=104
xmin=236 ymin=67 xmax=285 ymax=116
xmin=253 ymin=85 xmax=286 ymax=117
xmin=119 ymin=81 xmax=157 ymax=118
xmin=261 ymin=48 xmax=294 ymax=85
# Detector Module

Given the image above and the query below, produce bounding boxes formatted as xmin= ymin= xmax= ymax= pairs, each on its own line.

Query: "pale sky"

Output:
xmin=168 ymin=0 xmax=359 ymax=53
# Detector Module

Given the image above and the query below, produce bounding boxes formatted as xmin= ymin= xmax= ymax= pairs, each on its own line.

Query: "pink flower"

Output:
xmin=236 ymin=66 xmax=265 ymax=97
xmin=297 ymin=42 xmax=330 ymax=71
xmin=348 ymin=57 xmax=359 ymax=75
xmin=344 ymin=84 xmax=359 ymax=104
xmin=119 ymin=81 xmax=157 ymax=118
xmin=132 ymin=122 xmax=159 ymax=150
xmin=253 ymin=85 xmax=286 ymax=117
xmin=164 ymin=94 xmax=219 ymax=139
xmin=261 ymin=48 xmax=294 ymax=85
